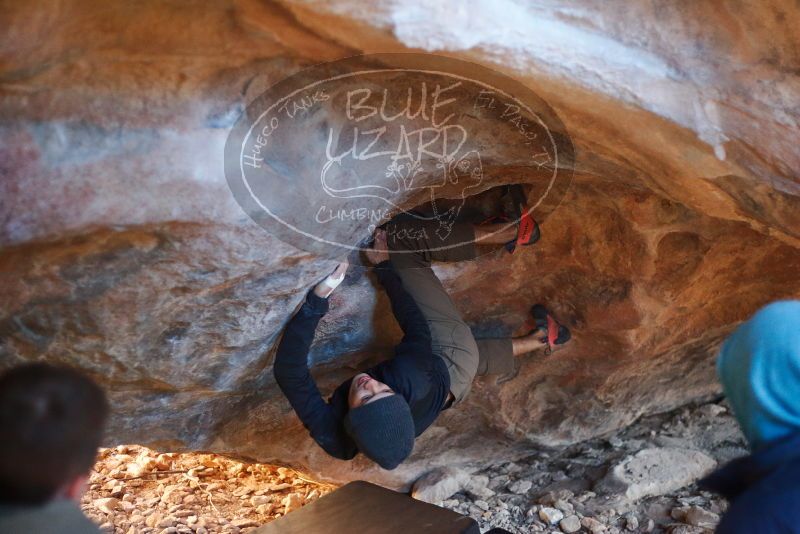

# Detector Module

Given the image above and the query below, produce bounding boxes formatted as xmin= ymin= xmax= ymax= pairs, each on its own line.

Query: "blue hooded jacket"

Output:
xmin=716 ymin=300 xmax=800 ymax=449
xmin=700 ymin=300 xmax=800 ymax=533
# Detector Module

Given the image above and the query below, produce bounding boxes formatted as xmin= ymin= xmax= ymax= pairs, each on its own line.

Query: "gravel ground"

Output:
xmin=429 ymin=400 xmax=746 ymax=533
xmin=82 ymin=399 xmax=745 ymax=533
xmin=80 ymin=446 xmax=334 ymax=533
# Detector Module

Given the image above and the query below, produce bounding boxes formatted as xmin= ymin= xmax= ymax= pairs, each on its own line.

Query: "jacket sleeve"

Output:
xmin=375 ymin=261 xmax=432 ymax=347
xmin=273 ymin=291 xmax=355 ymax=460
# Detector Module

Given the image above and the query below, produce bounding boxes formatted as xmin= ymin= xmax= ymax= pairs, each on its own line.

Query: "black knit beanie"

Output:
xmin=343 ymin=395 xmax=415 ymax=470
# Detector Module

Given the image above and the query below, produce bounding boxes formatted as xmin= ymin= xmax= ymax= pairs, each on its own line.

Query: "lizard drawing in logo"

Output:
xmin=320 ymin=122 xmax=484 ymax=240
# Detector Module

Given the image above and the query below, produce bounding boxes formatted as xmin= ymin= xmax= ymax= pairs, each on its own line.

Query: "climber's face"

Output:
xmin=348 ymin=373 xmax=394 ymax=408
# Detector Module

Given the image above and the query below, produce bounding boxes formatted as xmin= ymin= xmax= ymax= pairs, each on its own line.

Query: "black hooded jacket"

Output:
xmin=273 ymin=261 xmax=451 ymax=460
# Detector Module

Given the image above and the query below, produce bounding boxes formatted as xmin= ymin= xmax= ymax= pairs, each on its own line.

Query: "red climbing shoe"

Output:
xmin=530 ymin=304 xmax=571 ymax=354
xmin=479 ymin=185 xmax=541 ymax=253
xmin=503 ymin=184 xmax=540 ymax=253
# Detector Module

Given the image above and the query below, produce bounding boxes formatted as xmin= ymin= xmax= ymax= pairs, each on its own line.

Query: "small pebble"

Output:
xmin=539 ymin=507 xmax=564 ymax=525
xmin=559 ymin=515 xmax=581 ymax=533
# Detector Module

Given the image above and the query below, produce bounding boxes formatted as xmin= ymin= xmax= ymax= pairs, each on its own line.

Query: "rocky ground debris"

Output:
xmin=424 ymin=400 xmax=745 ymax=533
xmin=84 ymin=399 xmax=743 ymax=533
xmin=81 ymin=446 xmax=334 ymax=533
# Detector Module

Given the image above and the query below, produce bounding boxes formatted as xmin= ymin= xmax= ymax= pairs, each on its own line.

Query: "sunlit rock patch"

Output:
xmin=81 ymin=445 xmax=335 ymax=534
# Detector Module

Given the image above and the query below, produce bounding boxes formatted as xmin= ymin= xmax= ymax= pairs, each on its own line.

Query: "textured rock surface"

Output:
xmin=81 ymin=445 xmax=335 ymax=532
xmin=411 ymin=466 xmax=470 ymax=504
xmin=437 ymin=400 xmax=739 ymax=533
xmin=1 ymin=0 xmax=800 ymax=488
xmin=596 ymin=448 xmax=716 ymax=501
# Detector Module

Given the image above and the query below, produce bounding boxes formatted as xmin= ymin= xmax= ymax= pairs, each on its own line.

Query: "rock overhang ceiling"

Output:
xmin=1 ymin=0 xmax=799 ymax=487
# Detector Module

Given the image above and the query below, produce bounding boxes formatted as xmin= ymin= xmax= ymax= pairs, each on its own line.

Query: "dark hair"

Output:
xmin=0 ymin=363 xmax=109 ymax=504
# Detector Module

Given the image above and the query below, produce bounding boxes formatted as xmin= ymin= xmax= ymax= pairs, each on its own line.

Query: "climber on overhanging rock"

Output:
xmin=273 ymin=195 xmax=570 ymax=470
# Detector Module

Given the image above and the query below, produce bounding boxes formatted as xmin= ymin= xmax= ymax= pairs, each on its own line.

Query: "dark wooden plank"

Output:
xmin=252 ymin=480 xmax=480 ymax=534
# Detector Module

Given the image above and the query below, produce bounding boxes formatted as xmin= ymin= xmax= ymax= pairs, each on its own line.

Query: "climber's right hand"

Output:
xmin=365 ymin=229 xmax=389 ymax=265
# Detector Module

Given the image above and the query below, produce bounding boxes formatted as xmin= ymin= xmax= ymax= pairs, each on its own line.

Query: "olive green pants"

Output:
xmin=385 ymin=215 xmax=515 ymax=404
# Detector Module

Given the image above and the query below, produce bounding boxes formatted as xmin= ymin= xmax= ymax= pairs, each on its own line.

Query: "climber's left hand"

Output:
xmin=313 ymin=261 xmax=349 ymax=298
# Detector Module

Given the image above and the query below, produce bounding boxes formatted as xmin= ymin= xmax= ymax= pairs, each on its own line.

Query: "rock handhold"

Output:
xmin=596 ymin=448 xmax=716 ymax=501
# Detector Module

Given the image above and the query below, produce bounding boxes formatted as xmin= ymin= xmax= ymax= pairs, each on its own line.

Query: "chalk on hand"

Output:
xmin=320 ymin=270 xmax=346 ymax=292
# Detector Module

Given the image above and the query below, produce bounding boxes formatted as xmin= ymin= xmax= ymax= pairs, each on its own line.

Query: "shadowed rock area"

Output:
xmin=1 ymin=0 xmax=799 ymax=488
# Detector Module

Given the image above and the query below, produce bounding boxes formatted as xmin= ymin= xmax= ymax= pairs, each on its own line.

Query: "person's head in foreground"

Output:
xmin=343 ymin=372 xmax=415 ymax=470
xmin=701 ymin=300 xmax=800 ymax=533
xmin=0 ymin=363 xmax=109 ymax=505
xmin=717 ymin=300 xmax=800 ymax=450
